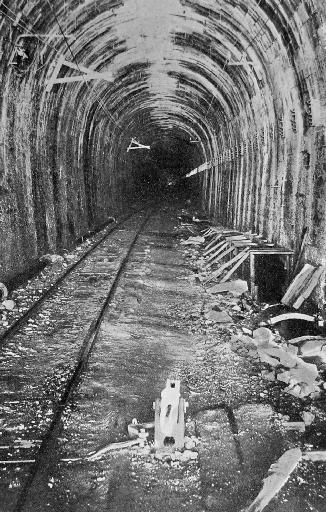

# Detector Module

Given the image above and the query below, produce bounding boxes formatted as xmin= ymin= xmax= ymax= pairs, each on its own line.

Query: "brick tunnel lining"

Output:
xmin=0 ymin=0 xmax=326 ymax=288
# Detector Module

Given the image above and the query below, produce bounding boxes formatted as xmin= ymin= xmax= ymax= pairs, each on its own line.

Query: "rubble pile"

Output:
xmin=178 ymin=212 xmax=326 ymax=404
xmin=231 ymin=328 xmax=325 ymax=399
xmin=177 ymin=210 xmax=326 ymax=508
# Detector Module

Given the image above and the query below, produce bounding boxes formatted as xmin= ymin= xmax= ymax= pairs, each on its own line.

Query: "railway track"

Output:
xmin=0 ymin=209 xmax=152 ymax=512
xmin=3 ymin=202 xmax=320 ymax=512
xmin=0 ymin=208 xmax=143 ymax=348
xmin=15 ymin=210 xmax=151 ymax=512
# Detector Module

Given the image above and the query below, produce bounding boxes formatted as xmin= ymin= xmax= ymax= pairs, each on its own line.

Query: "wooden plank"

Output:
xmin=288 ymin=335 xmax=326 ymax=345
xmin=206 ymin=245 xmax=235 ymax=269
xmin=203 ymin=234 xmax=224 ymax=255
xmin=204 ymin=238 xmax=225 ymax=257
xmin=292 ymin=266 xmax=325 ymax=309
xmin=220 ymin=251 xmax=249 ymax=283
xmin=224 ymin=235 xmax=247 ymax=241
xmin=201 ymin=228 xmax=212 ymax=237
xmin=249 ymin=249 xmax=293 ymax=255
xmin=281 ymin=264 xmax=315 ymax=306
xmin=233 ymin=241 xmax=256 ymax=247
xmin=210 ymin=248 xmax=249 ymax=282
xmin=267 ymin=312 xmax=315 ymax=325
xmin=205 ymin=242 xmax=229 ymax=265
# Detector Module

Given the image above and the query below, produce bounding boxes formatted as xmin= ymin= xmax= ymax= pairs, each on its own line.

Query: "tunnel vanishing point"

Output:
xmin=1 ymin=0 xmax=326 ymax=293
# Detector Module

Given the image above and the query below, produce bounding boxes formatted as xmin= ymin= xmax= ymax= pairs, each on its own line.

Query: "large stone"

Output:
xmin=252 ymin=327 xmax=275 ymax=347
xmin=206 ymin=310 xmax=233 ymax=323
xmin=2 ymin=299 xmax=15 ymax=311
xmin=209 ymin=279 xmax=248 ymax=296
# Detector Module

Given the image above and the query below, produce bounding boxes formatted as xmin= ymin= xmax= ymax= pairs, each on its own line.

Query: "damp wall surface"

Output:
xmin=0 ymin=0 xmax=326 ymax=288
xmin=200 ymin=1 xmax=326 ymax=272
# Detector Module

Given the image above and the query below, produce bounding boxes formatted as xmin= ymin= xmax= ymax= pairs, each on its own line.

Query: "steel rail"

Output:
xmin=14 ymin=209 xmax=152 ymax=512
xmin=0 ymin=208 xmax=143 ymax=347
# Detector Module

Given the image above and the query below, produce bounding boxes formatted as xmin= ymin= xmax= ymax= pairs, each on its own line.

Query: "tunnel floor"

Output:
xmin=0 ymin=199 xmax=325 ymax=512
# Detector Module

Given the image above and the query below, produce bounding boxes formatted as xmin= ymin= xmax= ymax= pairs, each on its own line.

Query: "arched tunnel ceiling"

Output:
xmin=0 ymin=0 xmax=313 ymax=155
xmin=1 ymin=0 xmax=326 ymax=282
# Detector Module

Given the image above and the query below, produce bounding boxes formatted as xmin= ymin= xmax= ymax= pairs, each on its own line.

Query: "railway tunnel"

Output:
xmin=1 ymin=0 xmax=326 ymax=282
xmin=1 ymin=1 xmax=326 ymax=511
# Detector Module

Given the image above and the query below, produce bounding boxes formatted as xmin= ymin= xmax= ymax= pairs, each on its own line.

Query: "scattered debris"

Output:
xmin=180 ymin=236 xmax=205 ymax=246
xmin=242 ymin=448 xmax=302 ymax=512
xmin=206 ymin=309 xmax=233 ymax=323
xmin=231 ymin=327 xmax=323 ymax=399
xmin=253 ymin=327 xmax=275 ymax=346
xmin=264 ymin=312 xmax=315 ymax=326
xmin=2 ymin=299 xmax=15 ymax=311
xmin=208 ymin=279 xmax=248 ymax=295
xmin=40 ymin=254 xmax=65 ymax=265
xmin=127 ymin=419 xmax=154 ymax=438
xmin=288 ymin=335 xmax=326 ymax=345
xmin=281 ymin=263 xmax=325 ymax=309
xmin=299 ymin=338 xmax=326 ymax=363
xmin=281 ymin=421 xmax=305 ymax=432
xmin=0 ymin=283 xmax=8 ymax=301
xmin=302 ymin=451 xmax=326 ymax=462
xmin=86 ymin=439 xmax=141 ymax=460
xmin=301 ymin=411 xmax=315 ymax=425
xmin=192 ymin=216 xmax=210 ymax=224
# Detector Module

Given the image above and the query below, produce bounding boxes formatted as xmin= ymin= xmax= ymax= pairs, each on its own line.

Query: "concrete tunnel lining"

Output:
xmin=0 ymin=0 xmax=326 ymax=294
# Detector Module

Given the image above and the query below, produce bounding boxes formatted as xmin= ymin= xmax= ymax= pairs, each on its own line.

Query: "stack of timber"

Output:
xmin=281 ymin=264 xmax=325 ymax=309
xmin=201 ymin=228 xmax=256 ymax=284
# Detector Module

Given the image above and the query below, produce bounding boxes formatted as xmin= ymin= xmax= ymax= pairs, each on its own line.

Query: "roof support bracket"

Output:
xmin=45 ymin=57 xmax=113 ymax=92
xmin=127 ymin=138 xmax=151 ymax=152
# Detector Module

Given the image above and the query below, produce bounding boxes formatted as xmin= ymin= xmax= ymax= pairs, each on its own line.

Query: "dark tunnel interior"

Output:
xmin=0 ymin=0 xmax=326 ymax=300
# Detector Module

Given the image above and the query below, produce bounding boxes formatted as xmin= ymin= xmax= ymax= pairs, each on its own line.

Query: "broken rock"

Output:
xmin=2 ymin=299 xmax=15 ymax=311
xmin=40 ymin=254 xmax=65 ymax=265
xmin=181 ymin=236 xmax=205 ymax=246
xmin=299 ymin=338 xmax=326 ymax=362
xmin=208 ymin=279 xmax=248 ymax=296
xmin=261 ymin=370 xmax=276 ymax=381
xmin=301 ymin=411 xmax=315 ymax=426
xmin=252 ymin=327 xmax=275 ymax=347
xmin=206 ymin=310 xmax=232 ymax=323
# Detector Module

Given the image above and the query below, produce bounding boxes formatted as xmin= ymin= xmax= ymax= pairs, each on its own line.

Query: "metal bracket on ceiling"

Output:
xmin=45 ymin=56 xmax=114 ymax=92
xmin=127 ymin=138 xmax=151 ymax=152
xmin=227 ymin=51 xmax=254 ymax=67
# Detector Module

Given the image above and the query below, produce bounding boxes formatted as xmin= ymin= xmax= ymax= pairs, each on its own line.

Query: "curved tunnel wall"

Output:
xmin=0 ymin=0 xmax=326 ymax=284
